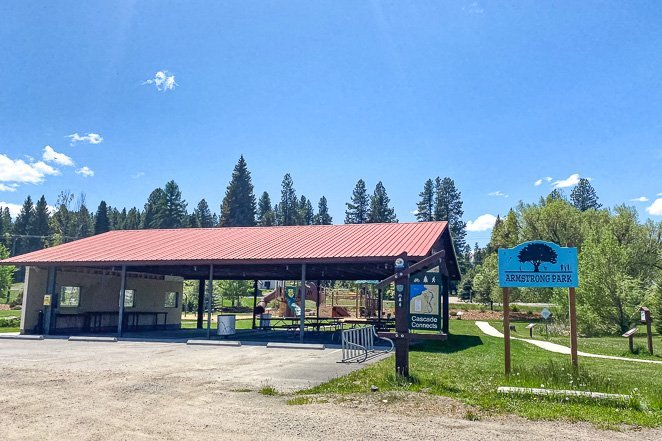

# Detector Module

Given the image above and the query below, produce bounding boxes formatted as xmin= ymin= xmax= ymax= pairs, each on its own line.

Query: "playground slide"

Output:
xmin=253 ymin=283 xmax=320 ymax=316
xmin=254 ymin=288 xmax=279 ymax=314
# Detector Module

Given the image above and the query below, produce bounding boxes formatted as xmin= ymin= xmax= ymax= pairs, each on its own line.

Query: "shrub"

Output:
xmin=0 ymin=317 xmax=19 ymax=328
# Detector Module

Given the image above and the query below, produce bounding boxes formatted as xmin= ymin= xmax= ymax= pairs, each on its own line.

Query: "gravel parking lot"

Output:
xmin=0 ymin=339 xmax=659 ymax=441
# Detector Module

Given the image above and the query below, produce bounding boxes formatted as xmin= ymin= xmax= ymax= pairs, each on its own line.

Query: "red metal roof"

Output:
xmin=2 ymin=222 xmax=450 ymax=266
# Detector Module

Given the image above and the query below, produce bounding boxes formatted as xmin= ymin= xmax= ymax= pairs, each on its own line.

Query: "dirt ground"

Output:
xmin=0 ymin=339 xmax=660 ymax=441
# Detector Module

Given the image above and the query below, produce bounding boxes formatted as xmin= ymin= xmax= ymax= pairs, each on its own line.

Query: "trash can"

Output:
xmin=217 ymin=314 xmax=236 ymax=336
xmin=259 ymin=313 xmax=271 ymax=329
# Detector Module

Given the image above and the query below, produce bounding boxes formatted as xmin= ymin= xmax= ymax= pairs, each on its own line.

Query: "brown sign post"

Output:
xmin=377 ymin=250 xmax=448 ymax=378
xmin=640 ymin=307 xmax=654 ymax=355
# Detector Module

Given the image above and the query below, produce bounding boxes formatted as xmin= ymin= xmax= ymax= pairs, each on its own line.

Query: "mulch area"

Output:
xmin=451 ymin=309 xmax=541 ymax=321
xmin=0 ymin=304 xmax=11 ymax=311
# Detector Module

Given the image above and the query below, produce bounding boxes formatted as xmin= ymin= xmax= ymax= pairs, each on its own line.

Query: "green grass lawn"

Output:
xmin=0 ymin=310 xmax=21 ymax=318
xmin=492 ymin=320 xmax=662 ymax=361
xmin=302 ymin=320 xmax=662 ymax=428
xmin=0 ymin=309 xmax=20 ymax=333
xmin=180 ymin=317 xmax=254 ymax=330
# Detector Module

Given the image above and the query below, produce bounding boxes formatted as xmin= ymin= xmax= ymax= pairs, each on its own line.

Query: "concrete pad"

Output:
xmin=0 ymin=334 xmax=44 ymax=340
xmin=69 ymin=336 xmax=118 ymax=342
xmin=266 ymin=342 xmax=325 ymax=350
xmin=187 ymin=339 xmax=241 ymax=347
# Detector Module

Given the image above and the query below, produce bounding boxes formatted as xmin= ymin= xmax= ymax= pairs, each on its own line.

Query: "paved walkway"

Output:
xmin=475 ymin=321 xmax=662 ymax=365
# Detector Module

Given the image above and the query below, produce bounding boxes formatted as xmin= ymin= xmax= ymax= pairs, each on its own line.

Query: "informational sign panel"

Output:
xmin=409 ymin=270 xmax=441 ymax=331
xmin=498 ymin=241 xmax=578 ymax=288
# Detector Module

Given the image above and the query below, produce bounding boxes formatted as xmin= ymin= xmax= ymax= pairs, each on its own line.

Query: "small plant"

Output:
xmin=287 ymin=396 xmax=314 ymax=405
xmin=258 ymin=385 xmax=278 ymax=396
xmin=511 ymin=305 xmax=520 ymax=313
xmin=464 ymin=410 xmax=480 ymax=421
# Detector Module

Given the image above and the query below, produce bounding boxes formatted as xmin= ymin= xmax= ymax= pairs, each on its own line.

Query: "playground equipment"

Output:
xmin=254 ymin=282 xmax=322 ymax=317
xmin=254 ymin=282 xmax=383 ymax=319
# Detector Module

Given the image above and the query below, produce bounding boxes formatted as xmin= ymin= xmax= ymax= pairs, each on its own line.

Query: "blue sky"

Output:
xmin=1 ymin=1 xmax=661 ymax=246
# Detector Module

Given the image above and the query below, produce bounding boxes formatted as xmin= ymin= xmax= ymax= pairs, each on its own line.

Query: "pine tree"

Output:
xmin=94 ymin=201 xmax=110 ymax=234
xmin=345 ymin=179 xmax=370 ymax=224
xmin=547 ymin=188 xmax=566 ymax=203
xmin=143 ymin=188 xmax=166 ymax=229
xmin=1 ymin=207 xmax=12 ymax=247
xmin=155 ymin=180 xmax=188 ymax=228
xmin=570 ymin=178 xmax=601 ymax=211
xmin=487 ymin=215 xmax=503 ymax=253
xmin=219 ymin=155 xmax=257 ymax=227
xmin=276 ymin=173 xmax=298 ymax=226
xmin=433 ymin=177 xmax=467 ymax=253
xmin=416 ymin=179 xmax=435 ymax=222
xmin=76 ymin=202 xmax=93 ymax=238
xmin=13 ymin=196 xmax=35 ymax=254
xmin=125 ymin=208 xmax=141 ymax=229
xmin=367 ymin=181 xmax=398 ymax=223
xmin=193 ymin=199 xmax=215 ymax=228
xmin=314 ymin=196 xmax=333 ymax=225
xmin=298 ymin=195 xmax=314 ymax=225
xmin=32 ymin=196 xmax=51 ymax=240
xmin=257 ymin=192 xmax=276 ymax=226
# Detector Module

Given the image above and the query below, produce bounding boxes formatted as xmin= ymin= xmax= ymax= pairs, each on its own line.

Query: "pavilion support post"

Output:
xmin=197 ymin=279 xmax=205 ymax=329
xmin=442 ymin=274 xmax=450 ymax=334
xmin=252 ymin=280 xmax=259 ymax=330
xmin=207 ymin=264 xmax=214 ymax=339
xmin=316 ymin=280 xmax=321 ymax=331
xmin=299 ymin=263 xmax=306 ymax=343
xmin=118 ymin=265 xmax=127 ymax=337
xmin=43 ymin=266 xmax=58 ymax=335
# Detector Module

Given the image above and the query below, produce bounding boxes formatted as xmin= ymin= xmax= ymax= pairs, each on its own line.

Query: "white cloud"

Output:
xmin=646 ymin=198 xmax=662 ymax=216
xmin=132 ymin=171 xmax=145 ymax=179
xmin=534 ymin=176 xmax=552 ymax=187
xmin=76 ymin=166 xmax=94 ymax=177
xmin=0 ymin=154 xmax=60 ymax=184
xmin=466 ymin=214 xmax=498 ymax=232
xmin=629 ymin=196 xmax=649 ymax=202
xmin=0 ymin=202 xmax=22 ymax=218
xmin=552 ymin=173 xmax=581 ymax=189
xmin=464 ymin=2 xmax=484 ymax=14
xmin=658 ymin=192 xmax=662 ymax=196
xmin=143 ymin=70 xmax=178 ymax=91
xmin=42 ymin=145 xmax=74 ymax=167
xmin=0 ymin=184 xmax=18 ymax=192
xmin=68 ymin=133 xmax=103 ymax=146
xmin=488 ymin=190 xmax=508 ymax=198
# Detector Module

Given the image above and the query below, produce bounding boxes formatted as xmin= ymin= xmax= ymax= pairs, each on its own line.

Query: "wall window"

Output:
xmin=164 ymin=292 xmax=178 ymax=308
xmin=124 ymin=289 xmax=135 ymax=308
xmin=60 ymin=286 xmax=80 ymax=307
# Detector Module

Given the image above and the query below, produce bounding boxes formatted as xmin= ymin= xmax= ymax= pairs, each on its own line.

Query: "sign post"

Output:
xmin=376 ymin=250 xmax=448 ymax=378
xmin=498 ymin=241 xmax=579 ymax=372
xmin=640 ymin=307 xmax=654 ymax=355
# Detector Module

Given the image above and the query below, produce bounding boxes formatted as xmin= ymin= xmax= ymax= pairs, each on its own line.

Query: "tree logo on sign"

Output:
xmin=517 ymin=242 xmax=558 ymax=272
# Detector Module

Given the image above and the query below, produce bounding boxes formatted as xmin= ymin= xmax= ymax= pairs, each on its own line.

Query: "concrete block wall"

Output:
xmin=21 ymin=266 xmax=184 ymax=334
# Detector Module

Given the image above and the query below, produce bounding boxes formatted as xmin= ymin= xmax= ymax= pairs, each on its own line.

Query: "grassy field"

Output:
xmin=301 ymin=320 xmax=662 ymax=428
xmin=491 ymin=320 xmax=662 ymax=361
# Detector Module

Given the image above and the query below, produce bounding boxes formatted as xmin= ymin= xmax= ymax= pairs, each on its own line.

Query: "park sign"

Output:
xmin=409 ymin=269 xmax=441 ymax=331
xmin=498 ymin=241 xmax=578 ymax=288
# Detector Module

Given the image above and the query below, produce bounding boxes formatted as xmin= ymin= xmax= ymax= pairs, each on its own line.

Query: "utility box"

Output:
xmin=217 ymin=315 xmax=236 ymax=336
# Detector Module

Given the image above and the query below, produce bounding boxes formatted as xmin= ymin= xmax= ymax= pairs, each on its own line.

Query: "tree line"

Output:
xmin=464 ymin=179 xmax=662 ymax=336
xmin=1 ymin=155 xmax=469 ymax=262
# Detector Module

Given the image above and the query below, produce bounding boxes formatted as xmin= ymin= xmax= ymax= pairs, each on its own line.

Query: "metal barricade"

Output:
xmin=340 ymin=325 xmax=394 ymax=363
